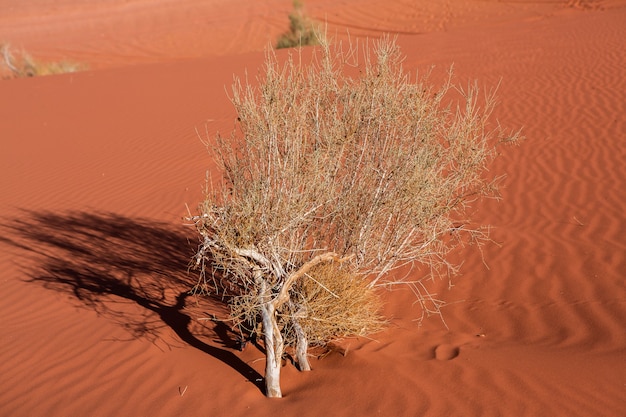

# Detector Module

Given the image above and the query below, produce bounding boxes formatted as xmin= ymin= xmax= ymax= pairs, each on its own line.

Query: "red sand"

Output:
xmin=1 ymin=1 xmax=625 ymax=416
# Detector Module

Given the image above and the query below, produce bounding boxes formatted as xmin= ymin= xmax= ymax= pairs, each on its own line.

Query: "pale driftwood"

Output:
xmin=260 ymin=294 xmax=283 ymax=398
xmin=292 ymin=317 xmax=311 ymax=371
xmin=1 ymin=44 xmax=20 ymax=75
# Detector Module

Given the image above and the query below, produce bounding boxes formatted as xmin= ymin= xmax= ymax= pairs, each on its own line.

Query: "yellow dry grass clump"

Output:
xmin=290 ymin=263 xmax=385 ymax=347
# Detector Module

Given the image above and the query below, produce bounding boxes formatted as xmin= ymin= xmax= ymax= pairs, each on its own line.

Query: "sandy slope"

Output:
xmin=1 ymin=1 xmax=625 ymax=416
xmin=0 ymin=0 xmax=292 ymax=69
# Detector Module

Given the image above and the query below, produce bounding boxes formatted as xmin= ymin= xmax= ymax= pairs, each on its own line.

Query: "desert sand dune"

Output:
xmin=1 ymin=1 xmax=624 ymax=416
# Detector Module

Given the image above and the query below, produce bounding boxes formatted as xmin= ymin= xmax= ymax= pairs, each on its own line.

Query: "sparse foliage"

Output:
xmin=1 ymin=43 xmax=83 ymax=79
xmin=189 ymin=36 xmax=520 ymax=397
xmin=276 ymin=1 xmax=319 ymax=49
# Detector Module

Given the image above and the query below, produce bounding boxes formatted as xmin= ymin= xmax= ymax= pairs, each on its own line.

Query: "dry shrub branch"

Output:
xmin=189 ymin=35 xmax=520 ymax=397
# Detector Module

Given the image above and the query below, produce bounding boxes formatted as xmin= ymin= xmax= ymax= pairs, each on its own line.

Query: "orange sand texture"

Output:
xmin=1 ymin=1 xmax=625 ymax=415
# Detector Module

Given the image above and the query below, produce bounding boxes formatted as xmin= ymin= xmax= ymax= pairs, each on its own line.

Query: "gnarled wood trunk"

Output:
xmin=292 ymin=315 xmax=311 ymax=371
xmin=260 ymin=295 xmax=284 ymax=397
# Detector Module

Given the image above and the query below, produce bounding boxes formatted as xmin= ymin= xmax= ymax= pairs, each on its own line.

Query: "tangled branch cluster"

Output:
xmin=189 ymin=35 xmax=519 ymax=397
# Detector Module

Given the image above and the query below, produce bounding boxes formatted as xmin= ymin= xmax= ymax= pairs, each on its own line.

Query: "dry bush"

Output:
xmin=189 ymin=35 xmax=520 ymax=397
xmin=276 ymin=1 xmax=319 ymax=49
xmin=1 ymin=43 xmax=83 ymax=79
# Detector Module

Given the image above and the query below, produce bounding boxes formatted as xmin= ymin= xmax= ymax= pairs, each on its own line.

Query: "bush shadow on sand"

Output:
xmin=1 ymin=210 xmax=264 ymax=391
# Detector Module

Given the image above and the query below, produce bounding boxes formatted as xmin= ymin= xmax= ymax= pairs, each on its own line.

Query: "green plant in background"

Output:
xmin=276 ymin=0 xmax=319 ymax=49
